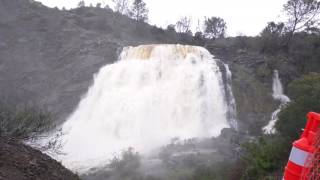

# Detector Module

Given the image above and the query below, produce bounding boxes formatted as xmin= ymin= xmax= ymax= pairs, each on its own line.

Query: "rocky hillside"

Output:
xmin=0 ymin=138 xmax=80 ymax=180
xmin=0 ymin=0 xmax=179 ymax=123
xmin=0 ymin=0 xmax=277 ymax=133
xmin=207 ymin=37 xmax=301 ymax=134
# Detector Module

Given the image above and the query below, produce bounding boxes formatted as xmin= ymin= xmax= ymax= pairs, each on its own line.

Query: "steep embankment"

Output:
xmin=0 ymin=138 xmax=80 ymax=180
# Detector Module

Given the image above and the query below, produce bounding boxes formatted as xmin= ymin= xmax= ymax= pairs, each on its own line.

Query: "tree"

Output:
xmin=234 ymin=33 xmax=250 ymax=50
xmin=176 ymin=16 xmax=192 ymax=33
xmin=204 ymin=17 xmax=227 ymax=39
xmin=283 ymin=0 xmax=320 ymax=43
xmin=112 ymin=0 xmax=130 ymax=15
xmin=130 ymin=0 xmax=148 ymax=22
xmin=193 ymin=31 xmax=206 ymax=46
xmin=195 ymin=19 xmax=204 ymax=33
xmin=167 ymin=24 xmax=176 ymax=32
xmin=259 ymin=22 xmax=286 ymax=53
xmin=77 ymin=0 xmax=85 ymax=8
xmin=104 ymin=4 xmax=112 ymax=10
xmin=261 ymin=22 xmax=285 ymax=36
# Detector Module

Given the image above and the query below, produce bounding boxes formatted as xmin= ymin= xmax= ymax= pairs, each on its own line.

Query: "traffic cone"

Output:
xmin=283 ymin=112 xmax=320 ymax=180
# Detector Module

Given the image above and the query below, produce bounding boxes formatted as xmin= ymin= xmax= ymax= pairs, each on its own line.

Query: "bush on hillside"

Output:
xmin=276 ymin=73 xmax=320 ymax=140
xmin=0 ymin=102 xmax=55 ymax=141
xmin=108 ymin=148 xmax=142 ymax=178
xmin=240 ymin=136 xmax=289 ymax=180
xmin=288 ymin=34 xmax=320 ymax=73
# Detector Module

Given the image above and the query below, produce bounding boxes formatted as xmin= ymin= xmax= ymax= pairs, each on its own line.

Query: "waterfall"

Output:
xmin=46 ymin=44 xmax=231 ymax=172
xmin=263 ymin=70 xmax=290 ymax=134
xmin=223 ymin=64 xmax=238 ymax=130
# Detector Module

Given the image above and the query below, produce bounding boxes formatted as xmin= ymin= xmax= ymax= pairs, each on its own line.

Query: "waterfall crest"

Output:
xmin=46 ymin=44 xmax=231 ymax=172
xmin=263 ymin=70 xmax=290 ymax=134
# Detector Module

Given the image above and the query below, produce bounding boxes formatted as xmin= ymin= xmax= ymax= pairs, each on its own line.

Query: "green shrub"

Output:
xmin=109 ymin=148 xmax=141 ymax=178
xmin=241 ymin=136 xmax=289 ymax=180
xmin=0 ymin=103 xmax=55 ymax=141
xmin=276 ymin=73 xmax=320 ymax=140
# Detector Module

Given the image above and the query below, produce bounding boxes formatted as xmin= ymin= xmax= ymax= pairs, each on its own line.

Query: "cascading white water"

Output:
xmin=223 ymin=64 xmax=238 ymax=130
xmin=263 ymin=70 xmax=290 ymax=133
xmin=48 ymin=44 xmax=230 ymax=172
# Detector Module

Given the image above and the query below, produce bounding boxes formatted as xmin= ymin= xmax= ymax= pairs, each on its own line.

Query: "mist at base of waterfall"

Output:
xmin=80 ymin=131 xmax=243 ymax=180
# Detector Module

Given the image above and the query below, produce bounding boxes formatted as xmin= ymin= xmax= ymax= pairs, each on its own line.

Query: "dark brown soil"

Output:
xmin=0 ymin=138 xmax=80 ymax=180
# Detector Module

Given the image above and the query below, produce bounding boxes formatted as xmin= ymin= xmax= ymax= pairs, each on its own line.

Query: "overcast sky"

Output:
xmin=36 ymin=0 xmax=288 ymax=36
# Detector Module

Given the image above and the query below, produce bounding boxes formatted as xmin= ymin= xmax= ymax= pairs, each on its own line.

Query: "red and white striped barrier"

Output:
xmin=283 ymin=112 xmax=320 ymax=180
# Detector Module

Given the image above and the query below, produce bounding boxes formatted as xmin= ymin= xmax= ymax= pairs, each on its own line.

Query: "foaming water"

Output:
xmin=46 ymin=44 xmax=230 ymax=172
xmin=263 ymin=70 xmax=290 ymax=133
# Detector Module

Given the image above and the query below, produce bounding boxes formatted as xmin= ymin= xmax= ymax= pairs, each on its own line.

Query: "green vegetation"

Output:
xmin=240 ymin=73 xmax=320 ymax=179
xmin=277 ymin=73 xmax=320 ymax=140
xmin=82 ymin=148 xmax=161 ymax=180
xmin=241 ymin=136 xmax=289 ymax=179
xmin=130 ymin=0 xmax=149 ymax=22
xmin=204 ymin=17 xmax=227 ymax=39
xmin=0 ymin=102 xmax=55 ymax=141
xmin=109 ymin=148 xmax=141 ymax=177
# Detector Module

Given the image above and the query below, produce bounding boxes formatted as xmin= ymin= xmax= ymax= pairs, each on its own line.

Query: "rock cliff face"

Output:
xmin=0 ymin=138 xmax=80 ymax=180
xmin=212 ymin=49 xmax=277 ymax=134
xmin=0 ymin=0 xmax=278 ymax=133
xmin=208 ymin=39 xmax=299 ymax=134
